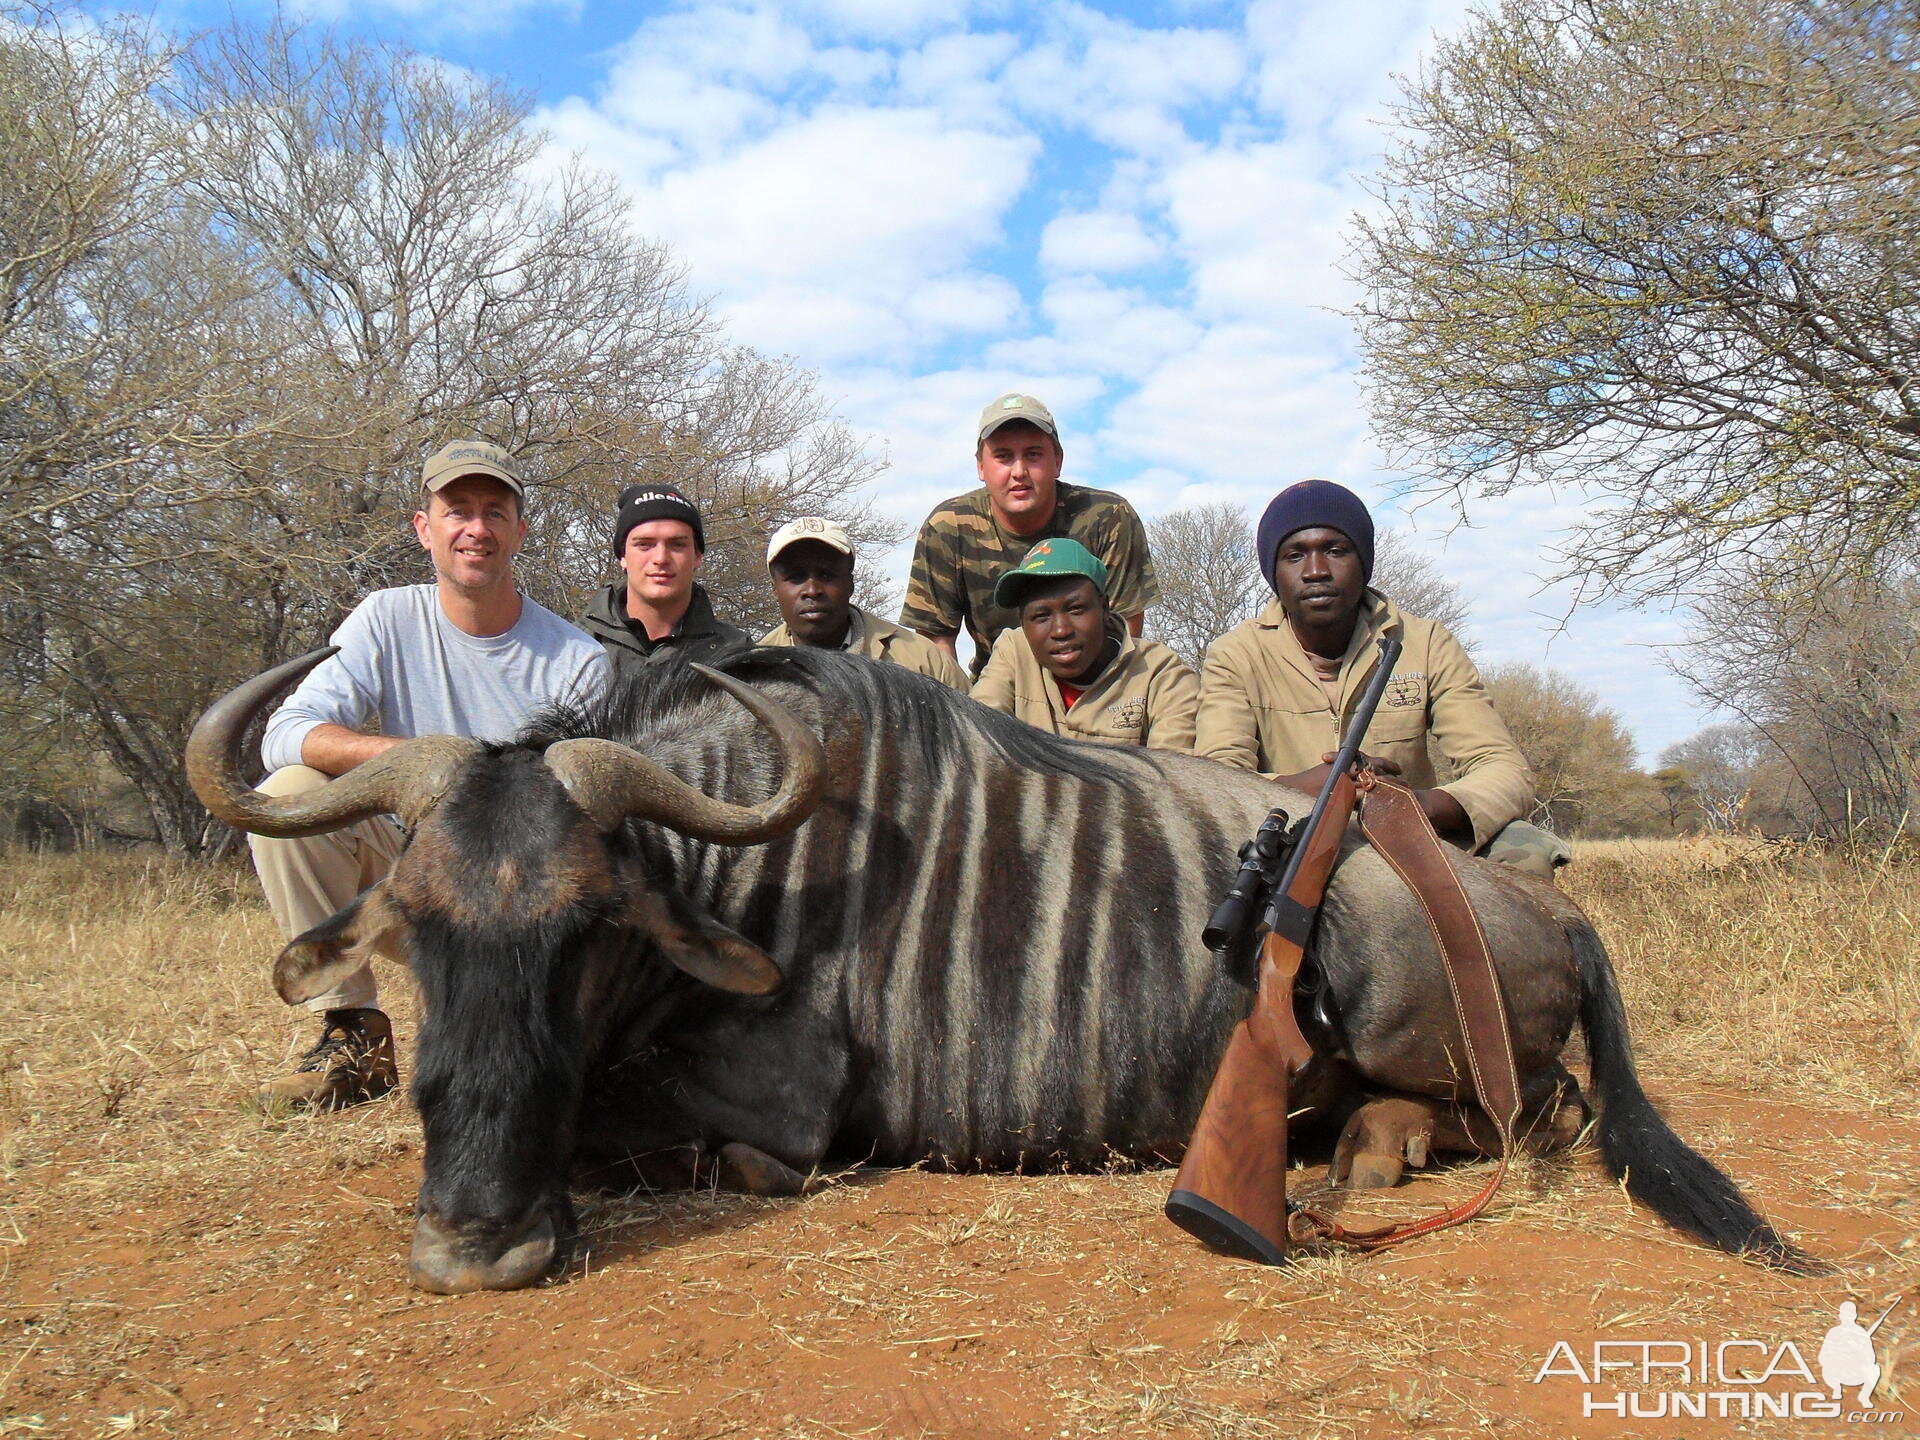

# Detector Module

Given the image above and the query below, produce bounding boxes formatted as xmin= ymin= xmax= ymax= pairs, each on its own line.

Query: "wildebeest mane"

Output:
xmin=521 ymin=645 xmax=1134 ymax=787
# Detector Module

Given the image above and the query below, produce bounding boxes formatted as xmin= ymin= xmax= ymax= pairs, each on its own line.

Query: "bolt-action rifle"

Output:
xmin=1166 ymin=636 xmax=1403 ymax=1264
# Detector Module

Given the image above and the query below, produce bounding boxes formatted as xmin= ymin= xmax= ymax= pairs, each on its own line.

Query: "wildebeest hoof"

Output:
xmin=409 ymin=1208 xmax=561 ymax=1294
xmin=716 ymin=1141 xmax=809 ymax=1197
xmin=1533 ymin=1089 xmax=1591 ymax=1154
xmin=1332 ymin=1097 xmax=1438 ymax=1190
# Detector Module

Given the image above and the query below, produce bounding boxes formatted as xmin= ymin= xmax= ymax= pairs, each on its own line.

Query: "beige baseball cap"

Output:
xmin=767 ymin=516 xmax=854 ymax=567
xmin=421 ymin=439 xmax=524 ymax=498
xmin=977 ymin=392 xmax=1058 ymax=442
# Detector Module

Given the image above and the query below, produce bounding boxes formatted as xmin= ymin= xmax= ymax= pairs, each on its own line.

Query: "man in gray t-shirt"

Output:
xmin=251 ymin=440 xmax=606 ymax=1112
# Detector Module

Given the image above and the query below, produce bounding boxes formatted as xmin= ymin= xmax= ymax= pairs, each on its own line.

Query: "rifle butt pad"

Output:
xmin=1164 ymin=1190 xmax=1288 ymax=1266
xmin=1164 ymin=1020 xmax=1296 ymax=1265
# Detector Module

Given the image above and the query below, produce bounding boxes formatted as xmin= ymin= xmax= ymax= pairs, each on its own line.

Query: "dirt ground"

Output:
xmin=3 ymin=844 xmax=1916 ymax=1439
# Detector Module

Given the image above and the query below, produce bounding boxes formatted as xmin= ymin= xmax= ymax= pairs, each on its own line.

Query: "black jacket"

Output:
xmin=582 ymin=582 xmax=749 ymax=679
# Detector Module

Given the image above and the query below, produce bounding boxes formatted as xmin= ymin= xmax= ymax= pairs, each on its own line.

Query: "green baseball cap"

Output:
xmin=978 ymin=392 xmax=1058 ymax=442
xmin=993 ymin=538 xmax=1109 ymax=608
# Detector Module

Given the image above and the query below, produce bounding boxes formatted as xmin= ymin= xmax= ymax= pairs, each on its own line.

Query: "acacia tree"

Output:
xmin=1372 ymin=529 xmax=1473 ymax=644
xmin=1677 ymin=553 xmax=1918 ymax=837
xmin=1352 ymin=0 xmax=1920 ymax=598
xmin=1482 ymin=662 xmax=1650 ymax=834
xmin=1143 ymin=503 xmax=1265 ymax=669
xmin=1 ymin=12 xmax=891 ymax=853
xmin=1658 ymin=722 xmax=1772 ymax=832
xmin=173 ymin=20 xmax=894 ymax=631
xmin=0 ymin=11 xmax=311 ymax=851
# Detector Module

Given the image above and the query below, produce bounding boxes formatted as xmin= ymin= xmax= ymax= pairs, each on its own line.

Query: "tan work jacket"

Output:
xmin=760 ymin=606 xmax=969 ymax=691
xmin=972 ymin=627 xmax=1199 ymax=752
xmin=1194 ymin=593 xmax=1533 ymax=848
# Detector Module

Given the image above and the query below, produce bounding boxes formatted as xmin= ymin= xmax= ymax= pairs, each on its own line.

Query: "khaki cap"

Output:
xmin=421 ymin=439 xmax=523 ymax=498
xmin=978 ymin=392 xmax=1058 ymax=442
xmin=767 ymin=516 xmax=855 ymax=567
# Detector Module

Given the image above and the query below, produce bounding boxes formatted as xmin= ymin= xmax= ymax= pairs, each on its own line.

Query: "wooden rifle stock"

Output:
xmin=1165 ymin=775 xmax=1356 ymax=1263
xmin=1166 ymin=634 xmax=1403 ymax=1264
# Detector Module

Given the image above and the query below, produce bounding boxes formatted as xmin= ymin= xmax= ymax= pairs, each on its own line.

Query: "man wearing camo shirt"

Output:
xmin=900 ymin=393 xmax=1159 ymax=677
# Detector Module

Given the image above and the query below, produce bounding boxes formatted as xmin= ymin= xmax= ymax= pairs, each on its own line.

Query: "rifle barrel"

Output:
xmin=1865 ymin=1297 xmax=1903 ymax=1336
xmin=1264 ymin=636 xmax=1403 ymax=918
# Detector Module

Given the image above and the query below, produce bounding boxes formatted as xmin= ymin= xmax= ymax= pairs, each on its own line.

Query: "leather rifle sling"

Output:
xmin=1289 ymin=774 xmax=1525 ymax=1250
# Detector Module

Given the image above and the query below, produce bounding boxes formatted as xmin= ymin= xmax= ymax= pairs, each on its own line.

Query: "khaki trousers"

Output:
xmin=249 ymin=766 xmax=405 ymax=1014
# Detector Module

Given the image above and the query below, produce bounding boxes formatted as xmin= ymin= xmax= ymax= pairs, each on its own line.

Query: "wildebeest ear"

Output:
xmin=273 ymin=882 xmax=409 ymax=1005
xmin=624 ymin=885 xmax=783 ymax=996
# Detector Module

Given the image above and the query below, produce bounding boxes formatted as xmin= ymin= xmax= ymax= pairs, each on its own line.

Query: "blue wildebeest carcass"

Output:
xmin=188 ymin=646 xmax=1813 ymax=1292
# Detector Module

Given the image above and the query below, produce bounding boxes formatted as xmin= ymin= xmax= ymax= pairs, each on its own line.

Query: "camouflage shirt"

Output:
xmin=899 ymin=482 xmax=1160 ymax=670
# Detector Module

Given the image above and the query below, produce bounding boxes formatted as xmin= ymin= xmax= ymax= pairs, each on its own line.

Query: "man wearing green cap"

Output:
xmin=901 ymin=393 xmax=1160 ymax=676
xmin=972 ymin=539 xmax=1198 ymax=751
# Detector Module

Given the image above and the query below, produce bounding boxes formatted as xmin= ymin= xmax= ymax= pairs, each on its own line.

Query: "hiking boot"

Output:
xmin=258 ymin=1008 xmax=397 ymax=1112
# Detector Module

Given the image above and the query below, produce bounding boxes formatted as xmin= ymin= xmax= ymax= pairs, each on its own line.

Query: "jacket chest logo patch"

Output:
xmin=1112 ymin=698 xmax=1146 ymax=731
xmin=1384 ymin=673 xmax=1426 ymax=708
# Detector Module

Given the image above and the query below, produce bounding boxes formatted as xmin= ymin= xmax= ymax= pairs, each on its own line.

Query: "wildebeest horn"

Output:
xmin=186 ymin=648 xmax=480 ymax=838
xmin=545 ymin=663 xmax=825 ymax=844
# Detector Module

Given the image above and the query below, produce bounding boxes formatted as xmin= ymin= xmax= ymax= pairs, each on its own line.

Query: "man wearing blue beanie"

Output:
xmin=1195 ymin=479 xmax=1567 ymax=877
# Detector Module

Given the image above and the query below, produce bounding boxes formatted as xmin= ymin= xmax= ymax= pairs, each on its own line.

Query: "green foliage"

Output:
xmin=1353 ymin=0 xmax=1920 ymax=598
xmin=1483 ymin=661 xmax=1663 ymax=835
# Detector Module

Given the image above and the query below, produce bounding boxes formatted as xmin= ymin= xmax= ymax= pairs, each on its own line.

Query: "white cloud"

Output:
xmin=902 ymin=273 xmax=1026 ymax=337
xmin=785 ymin=0 xmax=992 ymax=43
xmin=894 ymin=29 xmax=1022 ymax=118
xmin=1163 ymin=140 xmax=1360 ymax=325
xmin=590 ymin=6 xmax=819 ymax=155
xmin=1106 ymin=325 xmax=1370 ymax=496
xmin=540 ymin=96 xmax=681 ymax=176
xmin=1039 ymin=210 xmax=1162 ymax=274
xmin=1002 ymin=4 xmax=1247 ymax=159
xmin=644 ymin=105 xmax=1032 ymax=283
xmin=1245 ymin=0 xmax=1472 ymax=160
xmin=285 ymin=0 xmax=577 ymax=36
xmin=541 ymin=89 xmax=1041 ymax=361
xmin=521 ymin=0 xmax=1716 ymax=754
xmin=985 ymin=277 xmax=1199 ymax=382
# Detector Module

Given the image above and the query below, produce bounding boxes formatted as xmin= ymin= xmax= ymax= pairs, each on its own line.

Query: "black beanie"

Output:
xmin=1255 ymin=479 xmax=1375 ymax=593
xmin=612 ymin=484 xmax=705 ymax=559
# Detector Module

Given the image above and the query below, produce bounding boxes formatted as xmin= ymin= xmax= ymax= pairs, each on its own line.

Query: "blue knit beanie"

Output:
xmin=1255 ymin=479 xmax=1375 ymax=593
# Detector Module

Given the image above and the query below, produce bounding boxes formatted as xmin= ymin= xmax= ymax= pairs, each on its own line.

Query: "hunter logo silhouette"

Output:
xmin=1819 ymin=1299 xmax=1899 ymax=1406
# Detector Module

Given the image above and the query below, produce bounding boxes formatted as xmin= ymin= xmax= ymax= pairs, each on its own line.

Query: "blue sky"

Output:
xmin=121 ymin=0 xmax=1709 ymax=761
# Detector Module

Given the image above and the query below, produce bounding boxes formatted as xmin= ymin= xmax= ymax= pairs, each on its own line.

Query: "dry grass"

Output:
xmin=1566 ymin=835 xmax=1920 ymax=1098
xmin=1 ymin=843 xmax=1917 ymax=1439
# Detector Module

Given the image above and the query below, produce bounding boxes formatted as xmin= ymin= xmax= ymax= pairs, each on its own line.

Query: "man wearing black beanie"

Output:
xmin=582 ymin=483 xmax=747 ymax=678
xmin=1195 ymin=479 xmax=1568 ymax=878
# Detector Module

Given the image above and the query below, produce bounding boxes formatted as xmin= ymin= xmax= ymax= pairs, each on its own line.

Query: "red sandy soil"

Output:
xmin=6 ymin=1086 xmax=1915 ymax=1440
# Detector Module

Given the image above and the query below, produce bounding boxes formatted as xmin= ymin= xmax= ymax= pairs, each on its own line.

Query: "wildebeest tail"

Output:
xmin=1569 ymin=921 xmax=1826 ymax=1274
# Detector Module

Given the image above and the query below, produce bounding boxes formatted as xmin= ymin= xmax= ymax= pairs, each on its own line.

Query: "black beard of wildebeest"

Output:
xmin=187 ymin=646 xmax=1819 ymax=1293
xmin=401 ymin=752 xmax=600 ymax=1288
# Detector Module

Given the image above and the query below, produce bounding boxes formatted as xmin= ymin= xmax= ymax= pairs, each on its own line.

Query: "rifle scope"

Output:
xmin=1202 ymin=806 xmax=1292 ymax=952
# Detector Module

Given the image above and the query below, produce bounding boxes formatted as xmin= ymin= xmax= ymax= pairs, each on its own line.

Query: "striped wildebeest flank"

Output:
xmin=187 ymin=647 xmax=1817 ymax=1293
